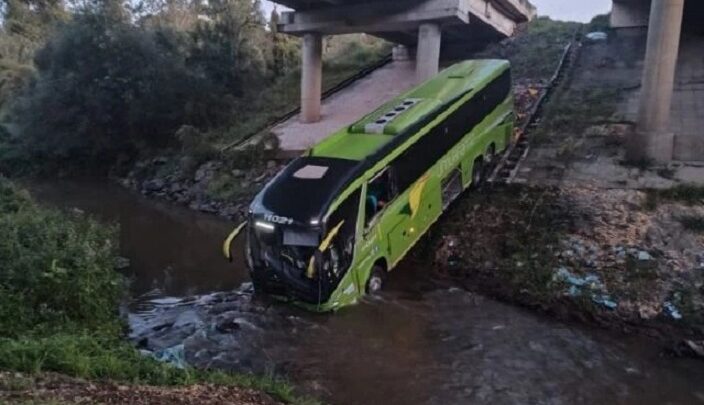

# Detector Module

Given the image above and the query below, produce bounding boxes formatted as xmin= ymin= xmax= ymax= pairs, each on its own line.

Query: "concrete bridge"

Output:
xmin=272 ymin=0 xmax=536 ymax=123
xmin=611 ymin=0 xmax=704 ymax=162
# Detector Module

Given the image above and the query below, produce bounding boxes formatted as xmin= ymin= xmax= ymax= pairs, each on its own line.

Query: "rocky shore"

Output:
xmin=428 ymin=184 xmax=704 ymax=357
xmin=118 ymin=153 xmax=286 ymax=222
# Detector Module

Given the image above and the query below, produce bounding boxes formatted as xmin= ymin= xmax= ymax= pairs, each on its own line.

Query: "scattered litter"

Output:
xmin=637 ymin=251 xmax=652 ymax=261
xmin=685 ymin=340 xmax=704 ymax=358
xmin=554 ymin=267 xmax=603 ymax=290
xmin=554 ymin=267 xmax=617 ymax=309
xmin=663 ymin=301 xmax=683 ymax=320
xmin=624 ymin=367 xmax=640 ymax=375
xmin=568 ymin=285 xmax=581 ymax=297
xmin=592 ymin=294 xmax=618 ymax=310
xmin=152 ymin=344 xmax=187 ymax=369
xmin=585 ymin=32 xmax=608 ymax=41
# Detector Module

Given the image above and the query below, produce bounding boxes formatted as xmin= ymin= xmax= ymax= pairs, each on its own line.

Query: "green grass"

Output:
xmin=476 ymin=17 xmax=580 ymax=81
xmin=532 ymin=87 xmax=622 ymax=145
xmin=429 ymin=186 xmax=568 ymax=301
xmin=645 ymin=184 xmax=704 ymax=210
xmin=0 ymin=334 xmax=313 ymax=404
xmin=679 ymin=215 xmax=704 ymax=233
xmin=212 ymin=36 xmax=391 ymax=150
xmin=0 ymin=177 xmax=318 ymax=405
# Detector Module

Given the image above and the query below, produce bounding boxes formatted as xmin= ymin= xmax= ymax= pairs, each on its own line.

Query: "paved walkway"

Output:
xmin=520 ymin=30 xmax=704 ymax=189
xmin=672 ymin=34 xmax=704 ymax=161
xmin=273 ymin=61 xmax=417 ymax=152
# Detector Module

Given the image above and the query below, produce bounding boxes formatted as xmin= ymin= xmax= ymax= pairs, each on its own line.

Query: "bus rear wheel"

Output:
xmin=471 ymin=158 xmax=484 ymax=189
xmin=366 ymin=264 xmax=386 ymax=294
xmin=484 ymin=144 xmax=496 ymax=178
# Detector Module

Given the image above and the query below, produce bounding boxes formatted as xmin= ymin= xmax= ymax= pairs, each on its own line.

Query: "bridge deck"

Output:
xmin=275 ymin=0 xmax=536 ymax=49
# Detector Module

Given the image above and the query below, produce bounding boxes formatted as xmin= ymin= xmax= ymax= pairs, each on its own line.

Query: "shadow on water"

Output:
xmin=29 ymin=179 xmax=704 ymax=405
xmin=26 ymin=179 xmax=248 ymax=298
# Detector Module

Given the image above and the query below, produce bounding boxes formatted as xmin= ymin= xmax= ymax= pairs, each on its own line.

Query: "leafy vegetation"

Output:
xmin=532 ymin=87 xmax=621 ymax=146
xmin=209 ymin=33 xmax=390 ymax=151
xmin=476 ymin=17 xmax=580 ymax=80
xmin=645 ymin=184 xmax=704 ymax=210
xmin=0 ymin=178 xmax=121 ymax=335
xmin=0 ymin=0 xmax=389 ymax=174
xmin=423 ymin=185 xmax=569 ymax=301
xmin=678 ymin=215 xmax=704 ymax=233
xmin=585 ymin=14 xmax=611 ymax=34
xmin=0 ymin=177 xmax=314 ymax=404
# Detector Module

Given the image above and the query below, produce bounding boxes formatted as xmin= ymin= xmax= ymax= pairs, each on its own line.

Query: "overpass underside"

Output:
xmin=612 ymin=0 xmax=704 ymax=162
xmin=273 ymin=0 xmax=535 ymax=124
xmin=277 ymin=0 xmax=533 ymax=54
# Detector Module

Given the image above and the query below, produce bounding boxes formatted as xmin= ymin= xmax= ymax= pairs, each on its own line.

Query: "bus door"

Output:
xmin=363 ymin=167 xmax=408 ymax=264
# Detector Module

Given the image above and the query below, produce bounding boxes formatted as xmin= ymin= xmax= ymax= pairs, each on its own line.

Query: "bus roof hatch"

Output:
xmin=349 ymin=98 xmax=442 ymax=136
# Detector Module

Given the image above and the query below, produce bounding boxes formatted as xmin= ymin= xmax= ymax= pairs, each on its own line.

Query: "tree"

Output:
xmin=12 ymin=11 xmax=221 ymax=169
xmin=2 ymin=0 xmax=67 ymax=42
xmin=269 ymin=5 xmax=298 ymax=76
xmin=189 ymin=0 xmax=270 ymax=95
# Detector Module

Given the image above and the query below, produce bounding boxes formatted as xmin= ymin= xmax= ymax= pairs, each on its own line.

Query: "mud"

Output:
xmin=0 ymin=372 xmax=281 ymax=405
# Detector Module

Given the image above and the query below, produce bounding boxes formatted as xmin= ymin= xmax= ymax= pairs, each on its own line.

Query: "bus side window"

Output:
xmin=365 ymin=168 xmax=396 ymax=228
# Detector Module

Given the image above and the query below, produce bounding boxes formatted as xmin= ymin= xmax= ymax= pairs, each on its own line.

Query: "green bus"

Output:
xmin=224 ymin=59 xmax=514 ymax=311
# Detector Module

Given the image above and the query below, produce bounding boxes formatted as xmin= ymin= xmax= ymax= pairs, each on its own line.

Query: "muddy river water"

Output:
xmin=29 ymin=179 xmax=704 ymax=405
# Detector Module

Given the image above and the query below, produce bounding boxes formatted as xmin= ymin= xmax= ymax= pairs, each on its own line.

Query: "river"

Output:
xmin=28 ymin=179 xmax=704 ymax=405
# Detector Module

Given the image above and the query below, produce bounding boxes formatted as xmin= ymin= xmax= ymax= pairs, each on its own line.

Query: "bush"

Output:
xmin=586 ymin=14 xmax=611 ymax=33
xmin=0 ymin=178 xmax=313 ymax=403
xmin=0 ymin=178 xmax=121 ymax=336
xmin=477 ymin=17 xmax=580 ymax=80
xmin=10 ymin=14 xmax=223 ymax=171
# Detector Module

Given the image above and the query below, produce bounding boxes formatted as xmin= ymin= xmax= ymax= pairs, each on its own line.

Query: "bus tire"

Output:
xmin=484 ymin=144 xmax=496 ymax=177
xmin=471 ymin=158 xmax=484 ymax=189
xmin=485 ymin=144 xmax=496 ymax=164
xmin=366 ymin=264 xmax=386 ymax=294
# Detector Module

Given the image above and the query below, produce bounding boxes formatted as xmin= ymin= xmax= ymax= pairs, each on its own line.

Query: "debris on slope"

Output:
xmin=0 ymin=372 xmax=283 ymax=405
xmin=428 ymin=184 xmax=704 ymax=345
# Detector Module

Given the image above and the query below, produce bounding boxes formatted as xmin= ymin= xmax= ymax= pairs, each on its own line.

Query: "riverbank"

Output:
xmin=0 ymin=372 xmax=284 ymax=405
xmin=23 ymin=177 xmax=704 ymax=405
xmin=423 ymin=26 xmax=704 ymax=355
xmin=0 ymin=177 xmax=315 ymax=405
xmin=426 ymin=184 xmax=704 ymax=355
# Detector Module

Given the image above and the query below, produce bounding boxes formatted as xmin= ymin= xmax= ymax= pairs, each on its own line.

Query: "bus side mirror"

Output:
xmin=223 ymin=222 xmax=247 ymax=262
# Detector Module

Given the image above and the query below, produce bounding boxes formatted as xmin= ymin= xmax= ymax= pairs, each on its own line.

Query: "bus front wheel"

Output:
xmin=366 ymin=265 xmax=386 ymax=294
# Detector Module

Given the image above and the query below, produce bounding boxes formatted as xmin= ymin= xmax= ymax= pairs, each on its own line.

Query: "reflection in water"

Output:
xmin=30 ymin=179 xmax=704 ymax=405
xmin=26 ymin=179 xmax=248 ymax=297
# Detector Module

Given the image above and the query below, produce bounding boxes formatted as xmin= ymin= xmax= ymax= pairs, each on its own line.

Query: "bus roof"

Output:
xmin=251 ymin=60 xmax=510 ymax=224
xmin=310 ymin=59 xmax=510 ymax=161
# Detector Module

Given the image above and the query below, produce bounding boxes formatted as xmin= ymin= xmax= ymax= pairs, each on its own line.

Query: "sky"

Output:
xmin=261 ymin=0 xmax=612 ymax=23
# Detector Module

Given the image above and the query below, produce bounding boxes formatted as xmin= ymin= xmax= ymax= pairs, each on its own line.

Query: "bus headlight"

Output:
xmin=254 ymin=221 xmax=275 ymax=232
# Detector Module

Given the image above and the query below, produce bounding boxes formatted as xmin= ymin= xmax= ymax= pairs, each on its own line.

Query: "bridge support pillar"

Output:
xmin=301 ymin=32 xmax=323 ymax=124
xmin=416 ymin=23 xmax=442 ymax=84
xmin=627 ymin=0 xmax=684 ymax=163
